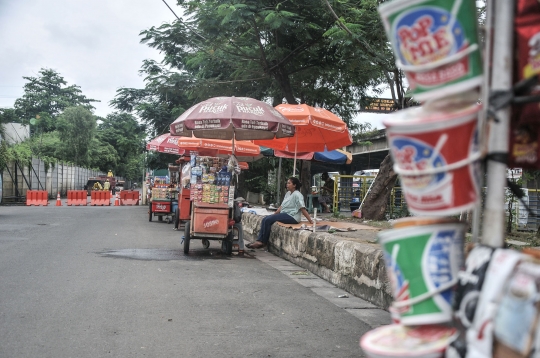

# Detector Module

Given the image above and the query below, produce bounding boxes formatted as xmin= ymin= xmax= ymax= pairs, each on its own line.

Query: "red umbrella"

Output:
xmin=146 ymin=133 xmax=185 ymax=155
xmin=169 ymin=96 xmax=295 ymax=141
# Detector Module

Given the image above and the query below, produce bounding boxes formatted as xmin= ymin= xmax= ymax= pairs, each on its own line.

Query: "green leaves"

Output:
xmin=56 ymin=106 xmax=97 ymax=166
xmin=13 ymin=68 xmax=99 ymax=132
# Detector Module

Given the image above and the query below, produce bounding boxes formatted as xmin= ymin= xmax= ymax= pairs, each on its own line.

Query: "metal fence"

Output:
xmin=327 ymin=174 xmax=408 ymax=219
xmin=327 ymin=176 xmax=540 ymax=232
xmin=1 ymin=158 xmax=106 ymax=202
xmin=514 ymin=188 xmax=540 ymax=232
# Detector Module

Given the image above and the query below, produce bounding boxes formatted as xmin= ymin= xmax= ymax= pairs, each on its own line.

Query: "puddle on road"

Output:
xmin=99 ymin=248 xmax=254 ymax=261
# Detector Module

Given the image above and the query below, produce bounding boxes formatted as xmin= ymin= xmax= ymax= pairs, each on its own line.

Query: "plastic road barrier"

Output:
xmin=67 ymin=190 xmax=88 ymax=206
xmin=26 ymin=190 xmax=49 ymax=206
xmin=90 ymin=190 xmax=111 ymax=206
xmin=120 ymin=190 xmax=139 ymax=206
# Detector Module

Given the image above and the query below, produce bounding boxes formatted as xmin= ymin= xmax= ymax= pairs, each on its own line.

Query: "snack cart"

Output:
xmin=148 ymin=175 xmax=177 ymax=223
xmin=181 ymin=154 xmax=242 ymax=255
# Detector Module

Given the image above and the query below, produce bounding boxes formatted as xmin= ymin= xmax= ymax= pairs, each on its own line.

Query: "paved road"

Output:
xmin=0 ymin=204 xmax=389 ymax=357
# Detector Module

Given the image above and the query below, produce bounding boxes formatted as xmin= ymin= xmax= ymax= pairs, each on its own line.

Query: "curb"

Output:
xmin=240 ymin=213 xmax=393 ymax=309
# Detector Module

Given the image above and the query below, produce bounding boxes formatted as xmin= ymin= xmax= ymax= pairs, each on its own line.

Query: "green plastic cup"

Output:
xmin=378 ymin=222 xmax=465 ymax=325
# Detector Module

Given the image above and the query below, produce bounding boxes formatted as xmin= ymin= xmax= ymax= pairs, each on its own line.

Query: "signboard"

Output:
xmin=361 ymin=98 xmax=397 ymax=113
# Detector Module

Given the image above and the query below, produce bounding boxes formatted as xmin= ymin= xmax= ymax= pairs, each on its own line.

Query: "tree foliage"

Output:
xmin=13 ymin=68 xmax=99 ymax=132
xmin=56 ymin=106 xmax=97 ymax=166
xmin=1 ymin=69 xmax=145 ymax=180
xmin=114 ymin=0 xmax=387 ymax=131
xmin=94 ymin=112 xmax=147 ymax=179
xmin=112 ymin=0 xmax=394 ymax=193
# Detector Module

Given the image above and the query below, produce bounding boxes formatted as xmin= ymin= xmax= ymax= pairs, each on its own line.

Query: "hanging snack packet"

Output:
xmin=453 ymin=245 xmax=495 ymax=328
xmin=510 ymin=4 xmax=540 ymax=168
xmin=517 ymin=0 xmax=540 ymax=20
xmin=493 ymin=260 xmax=540 ymax=358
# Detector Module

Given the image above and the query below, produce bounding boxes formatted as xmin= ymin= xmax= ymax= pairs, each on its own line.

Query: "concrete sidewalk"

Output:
xmin=240 ymin=213 xmax=393 ymax=310
xmin=252 ymin=249 xmax=392 ymax=328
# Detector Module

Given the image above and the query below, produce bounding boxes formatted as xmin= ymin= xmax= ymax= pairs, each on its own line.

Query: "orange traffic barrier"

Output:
xmin=120 ymin=190 xmax=139 ymax=206
xmin=67 ymin=190 xmax=87 ymax=206
xmin=26 ymin=190 xmax=49 ymax=206
xmin=56 ymin=193 xmax=62 ymax=206
xmin=90 ymin=190 xmax=111 ymax=206
xmin=114 ymin=193 xmax=120 ymax=206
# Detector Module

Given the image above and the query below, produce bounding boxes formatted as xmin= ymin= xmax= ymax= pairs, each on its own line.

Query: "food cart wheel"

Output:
xmin=183 ymin=220 xmax=191 ymax=254
xmin=201 ymin=239 xmax=210 ymax=249
xmin=166 ymin=217 xmax=170 ymax=224
xmin=148 ymin=203 xmax=152 ymax=222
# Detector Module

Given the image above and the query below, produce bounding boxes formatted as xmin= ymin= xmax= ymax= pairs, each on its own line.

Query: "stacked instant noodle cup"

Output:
xmin=360 ymin=0 xmax=483 ymax=356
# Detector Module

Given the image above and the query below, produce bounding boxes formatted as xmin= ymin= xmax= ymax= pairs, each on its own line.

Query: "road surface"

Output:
xmin=0 ymin=204 xmax=389 ymax=357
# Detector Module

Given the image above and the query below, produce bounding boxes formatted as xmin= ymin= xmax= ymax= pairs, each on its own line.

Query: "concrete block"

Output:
xmin=241 ymin=213 xmax=393 ymax=309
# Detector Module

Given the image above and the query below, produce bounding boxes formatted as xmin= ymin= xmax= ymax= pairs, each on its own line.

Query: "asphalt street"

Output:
xmin=0 ymin=203 xmax=388 ymax=357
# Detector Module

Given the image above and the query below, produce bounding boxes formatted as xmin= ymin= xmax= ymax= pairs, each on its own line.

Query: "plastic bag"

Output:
xmin=227 ymin=154 xmax=241 ymax=175
xmin=181 ymin=163 xmax=191 ymax=188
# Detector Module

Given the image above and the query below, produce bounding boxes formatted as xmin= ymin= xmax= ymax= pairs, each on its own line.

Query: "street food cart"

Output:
xmin=181 ymin=154 xmax=240 ymax=255
xmin=148 ymin=175 xmax=177 ymax=223
xmin=167 ymin=97 xmax=296 ymax=255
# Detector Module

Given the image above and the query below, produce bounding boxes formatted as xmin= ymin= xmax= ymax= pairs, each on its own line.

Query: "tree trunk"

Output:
xmin=237 ymin=171 xmax=247 ymax=199
xmin=361 ymin=154 xmax=398 ymax=220
xmin=270 ymin=63 xmax=297 ymax=105
xmin=300 ymin=160 xmax=311 ymax=200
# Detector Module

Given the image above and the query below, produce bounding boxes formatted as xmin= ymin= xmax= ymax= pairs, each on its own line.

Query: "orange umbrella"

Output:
xmin=238 ymin=162 xmax=249 ymax=170
xmin=254 ymin=104 xmax=353 ymax=173
xmin=254 ymin=104 xmax=352 ymax=153
xmin=177 ymin=136 xmax=262 ymax=161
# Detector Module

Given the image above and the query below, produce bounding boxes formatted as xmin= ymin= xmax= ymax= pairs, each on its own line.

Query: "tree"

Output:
xmin=320 ymin=0 xmax=413 ymax=219
xmin=87 ymin=138 xmax=119 ymax=173
xmin=13 ymin=68 xmax=99 ymax=132
xmin=56 ymin=106 xmax=97 ymax=166
xmin=111 ymin=64 xmax=193 ymax=137
xmin=95 ymin=112 xmax=147 ymax=178
xmin=138 ymin=1 xmax=382 ymax=122
xmin=115 ymin=0 xmax=388 ymax=198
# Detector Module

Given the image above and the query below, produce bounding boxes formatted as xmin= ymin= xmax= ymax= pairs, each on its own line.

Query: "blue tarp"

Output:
xmin=313 ymin=149 xmax=349 ymax=164
xmin=262 ymin=146 xmax=349 ymax=164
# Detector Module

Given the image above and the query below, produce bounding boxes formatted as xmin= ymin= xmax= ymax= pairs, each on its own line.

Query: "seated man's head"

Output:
xmin=321 ymin=172 xmax=329 ymax=181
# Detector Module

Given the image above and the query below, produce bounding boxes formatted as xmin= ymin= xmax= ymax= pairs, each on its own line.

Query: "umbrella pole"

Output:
xmin=276 ymin=157 xmax=282 ymax=205
xmin=293 ymin=134 xmax=298 ymax=176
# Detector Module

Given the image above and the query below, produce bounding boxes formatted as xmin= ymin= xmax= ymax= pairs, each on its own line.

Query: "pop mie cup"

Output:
xmin=378 ymin=222 xmax=465 ymax=326
xmin=392 ymin=217 xmax=459 ymax=229
xmin=378 ymin=0 xmax=483 ymax=102
xmin=383 ymin=103 xmax=481 ymax=216
xmin=360 ymin=324 xmax=458 ymax=358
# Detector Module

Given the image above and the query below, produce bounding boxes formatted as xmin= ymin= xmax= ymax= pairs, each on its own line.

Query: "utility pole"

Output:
xmin=481 ymin=0 xmax=514 ymax=247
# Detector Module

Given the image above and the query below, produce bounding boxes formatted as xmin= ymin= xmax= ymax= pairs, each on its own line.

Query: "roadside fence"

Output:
xmin=1 ymin=158 xmax=124 ymax=203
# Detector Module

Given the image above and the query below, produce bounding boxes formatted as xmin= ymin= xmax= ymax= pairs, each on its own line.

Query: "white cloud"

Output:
xmin=0 ymin=0 xmax=176 ymax=117
xmin=355 ymin=112 xmax=388 ymax=131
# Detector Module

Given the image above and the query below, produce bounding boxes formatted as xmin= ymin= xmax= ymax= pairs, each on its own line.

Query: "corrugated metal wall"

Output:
xmin=1 ymin=158 xmax=123 ymax=201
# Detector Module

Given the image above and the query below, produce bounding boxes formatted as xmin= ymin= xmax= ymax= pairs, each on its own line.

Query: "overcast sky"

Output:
xmin=0 ymin=0 xmax=175 ymax=117
xmin=0 ymin=0 xmax=387 ymax=129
